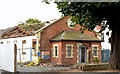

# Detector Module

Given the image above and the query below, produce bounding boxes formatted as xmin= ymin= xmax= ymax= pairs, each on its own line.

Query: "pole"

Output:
xmin=51 ymin=49 xmax=53 ymax=71
xmin=19 ymin=49 xmax=21 ymax=66
xmin=30 ymin=47 xmax=32 ymax=62
xmin=14 ymin=44 xmax=17 ymax=72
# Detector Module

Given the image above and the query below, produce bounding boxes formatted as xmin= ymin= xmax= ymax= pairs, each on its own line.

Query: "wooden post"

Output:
xmin=14 ymin=44 xmax=17 ymax=72
xmin=22 ymin=41 xmax=23 ymax=55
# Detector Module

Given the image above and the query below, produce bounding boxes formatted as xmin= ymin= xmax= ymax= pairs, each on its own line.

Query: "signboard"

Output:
xmin=37 ymin=52 xmax=40 ymax=57
xmin=42 ymin=51 xmax=50 ymax=59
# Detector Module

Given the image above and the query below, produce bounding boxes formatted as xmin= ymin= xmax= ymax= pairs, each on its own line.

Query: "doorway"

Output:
xmin=79 ymin=45 xmax=86 ymax=63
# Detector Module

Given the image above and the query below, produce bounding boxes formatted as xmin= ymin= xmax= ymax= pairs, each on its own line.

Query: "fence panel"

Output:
xmin=101 ymin=49 xmax=110 ymax=63
xmin=17 ymin=48 xmax=38 ymax=63
xmin=0 ymin=43 xmax=15 ymax=72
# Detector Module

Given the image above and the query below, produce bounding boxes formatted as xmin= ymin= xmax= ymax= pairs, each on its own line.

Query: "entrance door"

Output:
xmin=79 ymin=45 xmax=86 ymax=63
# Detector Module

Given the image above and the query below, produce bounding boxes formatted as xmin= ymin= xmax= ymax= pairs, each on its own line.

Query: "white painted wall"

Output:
xmin=0 ymin=35 xmax=38 ymax=62
xmin=0 ymin=42 xmax=14 ymax=72
xmin=101 ymin=25 xmax=112 ymax=50
xmin=94 ymin=25 xmax=112 ymax=50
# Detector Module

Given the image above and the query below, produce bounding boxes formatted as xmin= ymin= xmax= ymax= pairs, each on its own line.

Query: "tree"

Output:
xmin=18 ymin=18 xmax=41 ymax=26
xmin=54 ymin=2 xmax=120 ymax=69
xmin=18 ymin=21 xmax=25 ymax=26
xmin=25 ymin=18 xmax=41 ymax=24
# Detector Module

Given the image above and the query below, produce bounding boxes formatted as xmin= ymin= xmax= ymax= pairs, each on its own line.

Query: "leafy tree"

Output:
xmin=55 ymin=2 xmax=120 ymax=69
xmin=18 ymin=18 xmax=41 ymax=26
xmin=18 ymin=21 xmax=25 ymax=26
xmin=43 ymin=2 xmax=120 ymax=69
xmin=25 ymin=18 xmax=41 ymax=24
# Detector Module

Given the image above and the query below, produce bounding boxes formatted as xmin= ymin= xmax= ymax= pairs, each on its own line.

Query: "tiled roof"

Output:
xmin=18 ymin=23 xmax=45 ymax=35
xmin=50 ymin=31 xmax=102 ymax=42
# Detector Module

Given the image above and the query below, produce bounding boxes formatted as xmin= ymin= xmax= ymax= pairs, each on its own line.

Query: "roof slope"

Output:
xmin=1 ymin=26 xmax=31 ymax=39
xmin=35 ymin=16 xmax=65 ymax=34
xmin=50 ymin=31 xmax=102 ymax=42
xmin=18 ymin=23 xmax=45 ymax=35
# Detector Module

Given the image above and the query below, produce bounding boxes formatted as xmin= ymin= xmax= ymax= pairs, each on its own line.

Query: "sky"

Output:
xmin=0 ymin=0 xmax=62 ymax=29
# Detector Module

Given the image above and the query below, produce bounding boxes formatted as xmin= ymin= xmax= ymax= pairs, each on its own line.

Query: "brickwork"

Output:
xmin=39 ymin=16 xmax=102 ymax=65
xmin=39 ymin=16 xmax=97 ymax=49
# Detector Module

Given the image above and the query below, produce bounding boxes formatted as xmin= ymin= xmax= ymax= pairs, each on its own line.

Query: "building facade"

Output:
xmin=36 ymin=16 xmax=103 ymax=65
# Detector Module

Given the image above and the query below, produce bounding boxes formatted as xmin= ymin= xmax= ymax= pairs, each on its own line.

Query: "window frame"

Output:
xmin=66 ymin=44 xmax=73 ymax=58
xmin=53 ymin=44 xmax=59 ymax=58
xmin=92 ymin=45 xmax=99 ymax=57
xmin=67 ymin=18 xmax=75 ymax=28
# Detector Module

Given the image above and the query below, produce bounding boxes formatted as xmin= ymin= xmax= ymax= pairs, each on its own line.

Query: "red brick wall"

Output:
xmin=40 ymin=16 xmax=97 ymax=49
xmin=51 ymin=41 xmax=62 ymax=64
xmin=39 ymin=16 xmax=102 ymax=64
xmin=51 ymin=41 xmax=101 ymax=65
xmin=82 ymin=42 xmax=101 ymax=62
xmin=61 ymin=41 xmax=77 ymax=65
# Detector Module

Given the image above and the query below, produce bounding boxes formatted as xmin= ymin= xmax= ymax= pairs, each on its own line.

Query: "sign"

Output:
xmin=37 ymin=52 xmax=40 ymax=57
xmin=42 ymin=51 xmax=50 ymax=59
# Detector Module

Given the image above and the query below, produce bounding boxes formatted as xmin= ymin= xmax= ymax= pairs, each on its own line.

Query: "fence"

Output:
xmin=17 ymin=48 xmax=38 ymax=63
xmin=0 ymin=43 xmax=17 ymax=72
xmin=31 ymin=49 xmax=102 ymax=67
xmin=16 ymin=48 xmax=111 ymax=67
xmin=16 ymin=48 xmax=111 ymax=72
xmin=101 ymin=49 xmax=110 ymax=63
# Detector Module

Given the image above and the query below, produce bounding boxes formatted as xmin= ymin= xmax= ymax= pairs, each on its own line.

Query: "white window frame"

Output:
xmin=53 ymin=44 xmax=59 ymax=58
xmin=66 ymin=44 xmax=73 ymax=58
xmin=92 ymin=45 xmax=99 ymax=57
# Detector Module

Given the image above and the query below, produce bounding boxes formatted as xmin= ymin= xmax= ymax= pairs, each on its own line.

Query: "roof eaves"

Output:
xmin=50 ymin=39 xmax=103 ymax=42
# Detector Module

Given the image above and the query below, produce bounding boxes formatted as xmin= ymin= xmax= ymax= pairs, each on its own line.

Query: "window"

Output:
xmin=7 ymin=41 xmax=10 ymax=44
xmin=55 ymin=46 xmax=58 ymax=56
xmin=32 ymin=39 xmax=37 ymax=49
xmin=22 ymin=40 xmax=26 ymax=44
xmin=67 ymin=18 xmax=75 ymax=28
xmin=67 ymin=46 xmax=72 ymax=56
xmin=14 ymin=40 xmax=17 ymax=44
xmin=92 ymin=45 xmax=98 ymax=57
xmin=66 ymin=44 xmax=73 ymax=58
xmin=53 ymin=44 xmax=58 ymax=58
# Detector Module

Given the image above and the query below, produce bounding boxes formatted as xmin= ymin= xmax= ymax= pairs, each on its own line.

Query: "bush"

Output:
xmin=93 ymin=58 xmax=99 ymax=63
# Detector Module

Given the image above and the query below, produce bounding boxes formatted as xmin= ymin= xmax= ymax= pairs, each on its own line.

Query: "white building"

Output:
xmin=0 ymin=26 xmax=41 ymax=63
xmin=94 ymin=22 xmax=112 ymax=50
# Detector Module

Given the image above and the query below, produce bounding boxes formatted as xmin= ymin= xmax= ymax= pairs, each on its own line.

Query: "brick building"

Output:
xmin=36 ymin=16 xmax=102 ymax=65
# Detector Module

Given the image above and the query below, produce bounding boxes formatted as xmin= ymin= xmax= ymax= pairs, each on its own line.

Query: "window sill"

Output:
xmin=66 ymin=56 xmax=73 ymax=58
xmin=53 ymin=56 xmax=58 ymax=58
xmin=93 ymin=56 xmax=98 ymax=57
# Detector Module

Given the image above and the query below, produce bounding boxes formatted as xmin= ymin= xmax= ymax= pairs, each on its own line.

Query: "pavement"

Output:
xmin=17 ymin=66 xmax=70 ymax=72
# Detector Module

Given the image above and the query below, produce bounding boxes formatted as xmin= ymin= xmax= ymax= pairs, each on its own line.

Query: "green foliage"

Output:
xmin=25 ymin=18 xmax=41 ymax=24
xmin=17 ymin=18 xmax=44 ymax=31
xmin=18 ymin=21 xmax=25 ymax=26
xmin=54 ymin=2 xmax=120 ymax=32
xmin=18 ymin=18 xmax=41 ymax=26
xmin=93 ymin=58 xmax=100 ymax=63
